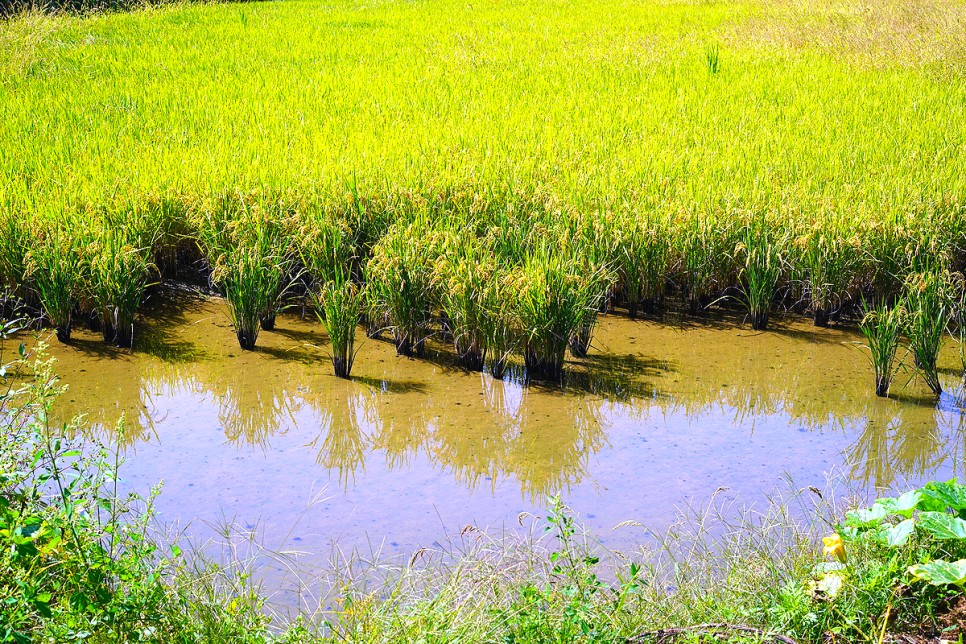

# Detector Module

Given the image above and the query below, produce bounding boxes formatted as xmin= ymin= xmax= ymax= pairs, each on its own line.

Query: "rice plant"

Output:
xmin=365 ymin=220 xmax=441 ymax=357
xmin=858 ymin=301 xmax=905 ymax=398
xmin=794 ymin=219 xmax=862 ymax=326
xmin=557 ymin=215 xmax=619 ymax=358
xmin=705 ymin=43 xmax=720 ymax=75
xmin=25 ymin=220 xmax=86 ymax=343
xmin=0 ymin=207 xmax=28 ymax=295
xmin=903 ymin=270 xmax=954 ymax=396
xmin=736 ymin=216 xmax=787 ymax=331
xmin=568 ymin=256 xmax=616 ymax=358
xmin=956 ymin=273 xmax=966 ymax=381
xmin=433 ymin=235 xmax=492 ymax=371
xmin=85 ymin=219 xmax=159 ymax=348
xmin=315 ymin=265 xmax=363 ymax=379
xmin=483 ymin=271 xmax=517 ymax=380
xmin=298 ymin=209 xmax=361 ymax=377
xmin=617 ymin=212 xmax=671 ymax=318
xmin=1 ymin=0 xmax=966 ymax=374
xmin=510 ymin=246 xmax=608 ymax=381
xmin=194 ymin=197 xmax=294 ymax=351
xmin=676 ymin=212 xmax=734 ymax=315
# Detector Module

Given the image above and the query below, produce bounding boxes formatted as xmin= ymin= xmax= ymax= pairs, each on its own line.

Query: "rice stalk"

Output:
xmin=903 ymin=269 xmax=953 ymax=396
xmin=194 ymin=195 xmax=295 ymax=351
xmin=510 ymin=246 xmax=608 ymax=381
xmin=618 ymin=212 xmax=671 ymax=318
xmin=364 ymin=220 xmax=440 ymax=357
xmin=736 ymin=215 xmax=787 ymax=331
xmin=858 ymin=300 xmax=905 ymax=398
xmin=794 ymin=218 xmax=862 ymax=326
xmin=433 ymin=234 xmax=492 ymax=371
xmin=315 ymin=264 xmax=363 ymax=379
xmin=85 ymin=218 xmax=159 ymax=348
xmin=25 ymin=218 xmax=86 ymax=343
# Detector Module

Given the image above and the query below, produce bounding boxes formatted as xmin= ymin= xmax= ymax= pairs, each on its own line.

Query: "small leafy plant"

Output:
xmin=840 ymin=480 xmax=966 ymax=589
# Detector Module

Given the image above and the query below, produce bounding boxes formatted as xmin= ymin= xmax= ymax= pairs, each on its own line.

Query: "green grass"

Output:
xmin=1 ymin=331 xmax=964 ymax=642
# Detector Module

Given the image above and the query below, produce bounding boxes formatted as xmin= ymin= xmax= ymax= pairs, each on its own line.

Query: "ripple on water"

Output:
xmin=29 ymin=287 xmax=966 ymax=560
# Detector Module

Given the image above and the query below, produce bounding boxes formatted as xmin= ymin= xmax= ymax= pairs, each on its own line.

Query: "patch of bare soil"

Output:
xmin=883 ymin=595 xmax=966 ymax=644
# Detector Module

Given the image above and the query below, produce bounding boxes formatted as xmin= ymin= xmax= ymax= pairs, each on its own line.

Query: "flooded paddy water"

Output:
xmin=26 ymin=287 xmax=966 ymax=583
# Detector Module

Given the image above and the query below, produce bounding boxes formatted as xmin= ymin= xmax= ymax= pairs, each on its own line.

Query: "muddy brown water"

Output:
xmin=18 ymin=287 xmax=966 ymax=597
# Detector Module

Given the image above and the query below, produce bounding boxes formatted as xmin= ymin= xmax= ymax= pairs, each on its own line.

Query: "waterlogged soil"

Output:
xmin=24 ymin=287 xmax=966 ymax=583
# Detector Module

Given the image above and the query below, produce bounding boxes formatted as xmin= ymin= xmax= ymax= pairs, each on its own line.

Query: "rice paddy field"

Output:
xmin=4 ymin=0 xmax=966 ymax=352
xmin=5 ymin=0 xmax=966 ymax=638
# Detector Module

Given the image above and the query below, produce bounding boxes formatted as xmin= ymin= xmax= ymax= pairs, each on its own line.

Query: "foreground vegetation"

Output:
xmin=1 ymin=0 xmax=965 ymax=390
xmin=1 ymin=326 xmax=965 ymax=642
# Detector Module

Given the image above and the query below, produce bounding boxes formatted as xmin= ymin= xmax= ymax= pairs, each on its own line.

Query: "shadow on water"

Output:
xmin=30 ymin=289 xmax=966 ymax=508
xmin=135 ymin=287 xmax=212 ymax=364
xmin=67 ymin=338 xmax=132 ymax=360
xmin=559 ymin=352 xmax=671 ymax=401
xmin=254 ymin=343 xmax=319 ymax=366
xmin=352 ymin=375 xmax=428 ymax=395
xmin=643 ymin=307 xmax=853 ymax=347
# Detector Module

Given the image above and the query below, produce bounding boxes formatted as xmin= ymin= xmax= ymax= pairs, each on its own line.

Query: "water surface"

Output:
xmin=32 ymin=288 xmax=966 ymax=565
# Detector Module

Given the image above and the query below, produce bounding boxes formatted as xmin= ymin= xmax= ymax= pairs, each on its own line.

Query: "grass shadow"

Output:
xmin=134 ymin=285 xmax=211 ymax=364
xmin=353 ymin=375 xmax=429 ymax=395
xmin=521 ymin=352 xmax=672 ymax=403
xmin=65 ymin=337 xmax=131 ymax=360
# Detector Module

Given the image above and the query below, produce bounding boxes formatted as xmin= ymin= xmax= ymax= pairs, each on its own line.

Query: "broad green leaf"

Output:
xmin=918 ymin=512 xmax=966 ymax=540
xmin=837 ymin=525 xmax=860 ymax=542
xmin=812 ymin=561 xmax=847 ymax=575
xmin=874 ymin=519 xmax=915 ymax=547
xmin=908 ymin=559 xmax=966 ymax=587
xmin=874 ymin=491 xmax=922 ymax=518
xmin=922 ymin=481 xmax=966 ymax=512
xmin=811 ymin=572 xmax=846 ymax=598
xmin=845 ymin=504 xmax=890 ymax=527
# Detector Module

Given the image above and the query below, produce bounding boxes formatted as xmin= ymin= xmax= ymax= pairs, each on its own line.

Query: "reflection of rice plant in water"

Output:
xmin=858 ymin=300 xmax=905 ymax=398
xmin=736 ymin=216 xmax=786 ymax=331
xmin=86 ymin=219 xmax=159 ymax=348
xmin=904 ymin=270 xmax=953 ymax=396
xmin=26 ymin=220 xmax=86 ymax=344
